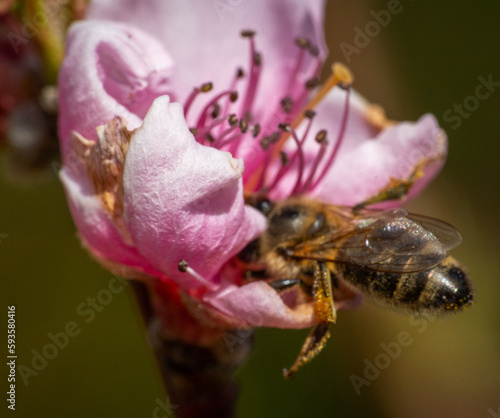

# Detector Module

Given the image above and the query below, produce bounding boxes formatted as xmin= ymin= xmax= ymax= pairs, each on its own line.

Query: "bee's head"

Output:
xmin=265 ymin=200 xmax=327 ymax=250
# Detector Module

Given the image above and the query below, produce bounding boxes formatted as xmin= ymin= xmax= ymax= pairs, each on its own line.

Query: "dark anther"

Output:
xmin=305 ymin=109 xmax=316 ymax=119
xmin=307 ymin=44 xmax=320 ymax=57
xmin=280 ymin=96 xmax=293 ymax=114
xmin=205 ymin=133 xmax=215 ymax=143
xmin=211 ymin=103 xmax=220 ymax=119
xmin=295 ymin=37 xmax=309 ymax=49
xmin=189 ymin=128 xmax=198 ymax=136
xmin=337 ymin=81 xmax=351 ymax=90
xmin=260 ymin=136 xmax=271 ymax=150
xmin=230 ymin=91 xmax=239 ymax=102
xmin=278 ymin=123 xmax=290 ymax=132
xmin=200 ymin=82 xmax=213 ymax=92
xmin=241 ymin=30 xmax=256 ymax=38
xmin=239 ymin=119 xmax=248 ymax=133
xmin=305 ymin=77 xmax=320 ymax=89
xmin=178 ymin=259 xmax=189 ymax=272
xmin=252 ymin=123 xmax=261 ymax=137
xmin=269 ymin=131 xmax=281 ymax=143
xmin=280 ymin=151 xmax=290 ymax=166
xmin=315 ymin=129 xmax=328 ymax=144
xmin=228 ymin=114 xmax=238 ymax=126
xmin=254 ymin=52 xmax=262 ymax=67
xmin=236 ymin=67 xmax=245 ymax=78
xmin=244 ymin=110 xmax=253 ymax=123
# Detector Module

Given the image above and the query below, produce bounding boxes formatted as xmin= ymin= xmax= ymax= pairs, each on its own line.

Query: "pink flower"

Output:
xmin=58 ymin=0 xmax=447 ymax=332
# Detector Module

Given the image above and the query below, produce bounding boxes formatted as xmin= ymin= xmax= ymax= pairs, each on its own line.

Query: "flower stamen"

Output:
xmin=299 ymin=129 xmax=329 ymax=193
xmin=310 ymin=87 xmax=351 ymax=191
xmin=246 ymin=62 xmax=353 ymax=193
xmin=240 ymin=30 xmax=262 ymax=122
xmin=178 ymin=259 xmax=218 ymax=291
xmin=183 ymin=82 xmax=213 ymax=119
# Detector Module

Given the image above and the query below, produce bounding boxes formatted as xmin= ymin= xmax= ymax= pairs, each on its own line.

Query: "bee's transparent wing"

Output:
xmin=288 ymin=208 xmax=461 ymax=273
xmin=406 ymin=213 xmax=462 ymax=250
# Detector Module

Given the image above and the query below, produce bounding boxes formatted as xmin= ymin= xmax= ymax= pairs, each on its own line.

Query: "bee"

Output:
xmin=237 ymin=195 xmax=474 ymax=378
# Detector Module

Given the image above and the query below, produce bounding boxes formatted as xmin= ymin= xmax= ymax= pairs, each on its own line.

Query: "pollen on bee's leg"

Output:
xmin=178 ymin=259 xmax=218 ymax=291
xmin=283 ymin=323 xmax=331 ymax=379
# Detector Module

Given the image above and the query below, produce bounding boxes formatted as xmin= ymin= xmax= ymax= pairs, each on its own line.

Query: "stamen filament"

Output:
xmin=285 ymin=40 xmax=306 ymax=96
xmin=192 ymin=118 xmax=227 ymax=144
xmin=178 ymin=259 xmax=218 ymax=291
xmin=274 ymin=62 xmax=353 ymax=160
xmin=266 ymin=115 xmax=314 ymax=193
xmin=184 ymin=82 xmax=213 ymax=119
xmin=310 ymin=88 xmax=351 ymax=191
xmin=213 ymin=125 xmax=240 ymax=148
xmin=195 ymin=90 xmax=236 ymax=130
xmin=299 ymin=132 xmax=328 ymax=193
xmin=266 ymin=125 xmax=305 ymax=194
xmin=245 ymin=63 xmax=353 ymax=193
xmin=241 ymin=33 xmax=262 ymax=120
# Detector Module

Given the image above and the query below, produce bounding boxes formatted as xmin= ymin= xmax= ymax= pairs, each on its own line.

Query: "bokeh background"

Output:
xmin=2 ymin=1 xmax=499 ymax=417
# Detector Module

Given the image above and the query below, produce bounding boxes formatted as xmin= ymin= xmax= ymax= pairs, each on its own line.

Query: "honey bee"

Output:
xmin=238 ymin=196 xmax=474 ymax=378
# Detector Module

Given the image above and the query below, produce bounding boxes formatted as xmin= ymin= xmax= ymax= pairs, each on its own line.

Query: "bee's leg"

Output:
xmin=283 ymin=323 xmax=331 ymax=379
xmin=312 ymin=261 xmax=337 ymax=324
xmin=283 ymin=262 xmax=336 ymax=379
xmin=353 ymin=161 xmax=428 ymax=211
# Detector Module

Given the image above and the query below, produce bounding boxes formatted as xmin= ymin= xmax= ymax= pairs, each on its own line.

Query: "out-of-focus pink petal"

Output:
xmin=312 ymin=114 xmax=447 ymax=206
xmin=87 ymin=0 xmax=326 ymax=114
xmin=123 ymin=96 xmax=267 ymax=290
xmin=58 ymin=20 xmax=174 ymax=159
xmin=59 ymin=167 xmax=163 ymax=277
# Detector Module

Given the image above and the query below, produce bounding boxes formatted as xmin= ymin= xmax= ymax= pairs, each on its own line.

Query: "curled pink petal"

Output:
xmin=88 ymin=0 xmax=327 ymax=110
xmin=58 ymin=20 xmax=174 ymax=159
xmin=123 ymin=96 xmax=267 ymax=290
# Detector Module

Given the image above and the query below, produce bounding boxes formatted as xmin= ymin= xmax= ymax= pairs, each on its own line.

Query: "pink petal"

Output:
xmin=205 ymin=281 xmax=315 ymax=329
xmin=58 ymin=20 xmax=174 ymax=159
xmin=123 ymin=96 xmax=267 ymax=290
xmin=87 ymin=0 xmax=327 ymax=114
xmin=312 ymin=113 xmax=447 ymax=206
xmin=59 ymin=167 xmax=163 ymax=277
xmin=205 ymin=280 xmax=362 ymax=329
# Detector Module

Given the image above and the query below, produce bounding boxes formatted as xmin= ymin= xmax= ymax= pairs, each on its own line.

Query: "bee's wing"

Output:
xmin=406 ymin=213 xmax=462 ymax=250
xmin=289 ymin=208 xmax=461 ymax=273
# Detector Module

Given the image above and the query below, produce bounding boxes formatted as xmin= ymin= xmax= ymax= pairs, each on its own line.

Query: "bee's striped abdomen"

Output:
xmin=338 ymin=256 xmax=474 ymax=315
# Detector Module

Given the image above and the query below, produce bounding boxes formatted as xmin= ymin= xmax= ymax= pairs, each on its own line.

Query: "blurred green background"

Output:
xmin=2 ymin=1 xmax=500 ymax=417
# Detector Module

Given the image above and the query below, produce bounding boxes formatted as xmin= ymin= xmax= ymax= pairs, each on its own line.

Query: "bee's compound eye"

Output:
xmin=256 ymin=198 xmax=273 ymax=216
xmin=268 ymin=206 xmax=306 ymax=238
xmin=306 ymin=212 xmax=326 ymax=237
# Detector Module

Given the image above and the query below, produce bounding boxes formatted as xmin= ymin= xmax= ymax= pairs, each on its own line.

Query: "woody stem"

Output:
xmin=131 ymin=281 xmax=253 ymax=418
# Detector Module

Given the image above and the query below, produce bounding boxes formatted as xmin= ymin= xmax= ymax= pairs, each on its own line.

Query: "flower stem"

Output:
xmin=131 ymin=281 xmax=253 ymax=418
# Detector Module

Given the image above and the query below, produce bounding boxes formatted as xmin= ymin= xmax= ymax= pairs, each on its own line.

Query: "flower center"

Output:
xmin=182 ymin=30 xmax=354 ymax=199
